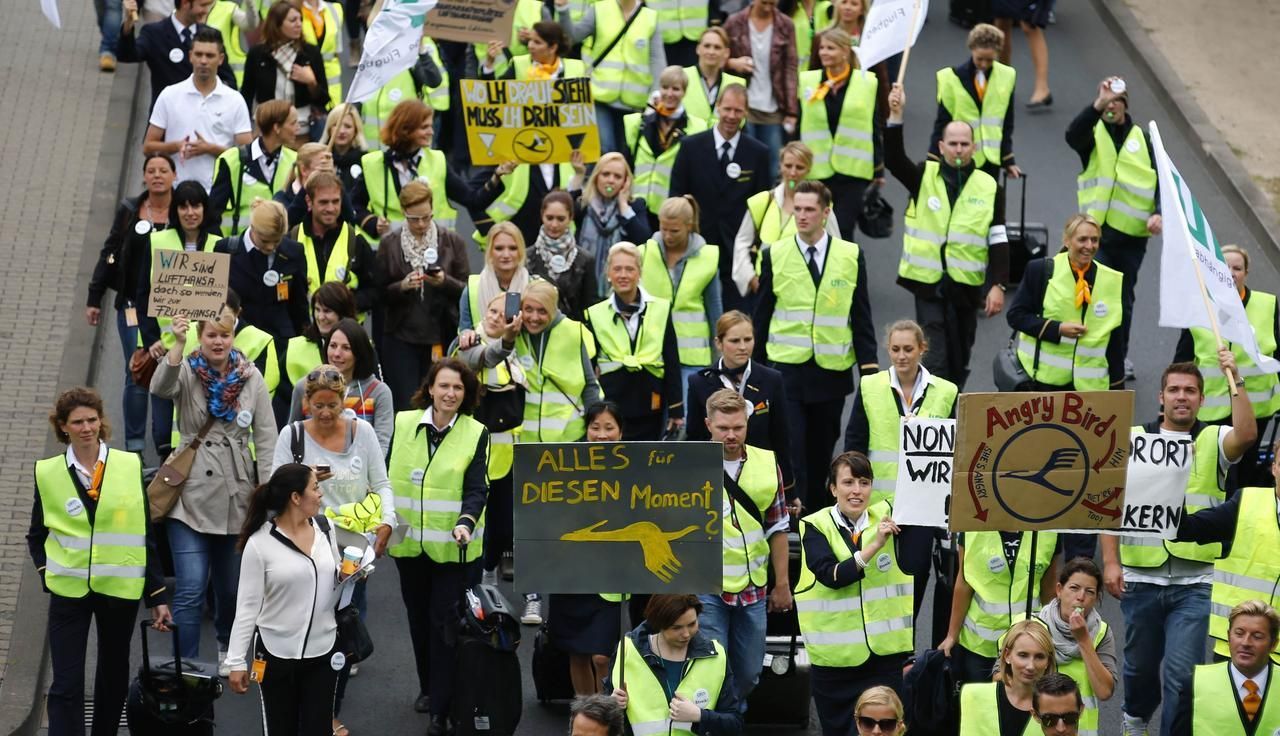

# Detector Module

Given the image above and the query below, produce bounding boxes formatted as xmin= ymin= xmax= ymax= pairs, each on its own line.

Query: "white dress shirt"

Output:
xmin=796 ymin=232 xmax=829 ymax=273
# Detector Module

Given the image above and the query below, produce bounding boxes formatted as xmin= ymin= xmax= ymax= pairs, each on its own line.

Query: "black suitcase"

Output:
xmin=451 ymin=584 xmax=523 ymax=735
xmin=1005 ymin=172 xmax=1049 ymax=284
xmin=126 ymin=622 xmax=221 ymax=735
xmin=531 ymin=623 xmax=576 ymax=703
xmin=948 ymin=0 xmax=992 ymax=28
xmin=744 ymin=633 xmax=811 ymax=729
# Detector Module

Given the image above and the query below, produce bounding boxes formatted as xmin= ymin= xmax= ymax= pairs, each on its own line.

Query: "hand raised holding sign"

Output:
xmin=888 ymin=83 xmax=906 ymax=124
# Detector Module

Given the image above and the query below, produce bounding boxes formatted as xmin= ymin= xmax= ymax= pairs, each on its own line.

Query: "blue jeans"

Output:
xmin=595 ymin=104 xmax=630 ymax=156
xmin=745 ymin=122 xmax=783 ymax=186
xmin=98 ymin=0 xmax=121 ymax=56
xmin=168 ymin=520 xmax=241 ymax=660
xmin=1119 ymin=581 xmax=1210 ymax=734
xmin=117 ymin=309 xmax=174 ymax=454
xmin=696 ymin=595 xmax=767 ymax=707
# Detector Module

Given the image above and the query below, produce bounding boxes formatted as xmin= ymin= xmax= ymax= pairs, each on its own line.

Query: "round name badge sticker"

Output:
xmin=330 ymin=651 xmax=346 ymax=671
xmin=424 ymin=247 xmax=439 ymax=264
xmin=876 ymin=553 xmax=892 ymax=572
xmin=725 ymin=162 xmax=741 ymax=179
xmin=134 ymin=220 xmax=152 ymax=236
xmin=1126 ymin=138 xmax=1140 ymax=153
xmin=520 ymin=354 xmax=535 ymax=369
xmin=335 ymin=266 xmax=348 ymax=281
xmin=342 ymin=408 xmax=357 ymax=420
xmin=988 ymin=556 xmax=1006 ymax=574
xmin=169 ymin=48 xmax=185 ymax=63
xmin=350 ymin=163 xmax=362 ymax=179
xmin=1094 ymin=301 xmax=1108 ymax=318
xmin=693 ymin=688 xmax=711 ymax=708
xmin=65 ymin=497 xmax=85 ymax=517
xmin=927 ymin=196 xmax=943 ymax=211
xmin=389 ymin=87 xmax=404 ymax=102
xmin=744 ymin=401 xmax=755 ymax=417
xmin=236 ymin=409 xmax=253 ymax=428
xmin=262 ymin=270 xmax=281 ymax=287
xmin=410 ymin=468 xmax=425 ymax=484
xmin=550 ymin=254 xmax=567 ymax=271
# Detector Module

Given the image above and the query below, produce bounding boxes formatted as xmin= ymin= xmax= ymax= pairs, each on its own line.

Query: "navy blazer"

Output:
xmin=212 ymin=235 xmax=310 ymax=349
xmin=117 ymin=19 xmax=238 ymax=109
xmin=685 ymin=360 xmax=795 ymax=494
xmin=669 ymin=129 xmax=771 ymax=278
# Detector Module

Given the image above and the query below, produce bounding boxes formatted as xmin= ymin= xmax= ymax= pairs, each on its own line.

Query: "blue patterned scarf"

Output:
xmin=188 ymin=349 xmax=254 ymax=422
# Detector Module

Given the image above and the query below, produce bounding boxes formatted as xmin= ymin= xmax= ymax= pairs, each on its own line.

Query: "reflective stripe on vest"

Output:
xmin=795 ymin=502 xmax=914 ymax=667
xmin=648 ymin=0 xmax=707 ymax=43
xmin=387 ymin=411 xmax=487 ymax=562
xmin=1191 ymin=662 xmax=1280 ymax=735
xmin=148 ymin=230 xmax=220 ymax=350
xmin=798 ymin=68 xmax=877 ymax=180
xmin=612 ymin=634 xmax=727 ymax=736
xmin=681 ymin=67 xmax=745 ymax=129
xmin=1192 ymin=290 xmax=1280 ymax=420
xmin=1016 ymin=253 xmax=1124 ymax=390
xmin=360 ymin=149 xmax=458 ymax=231
xmin=898 ymin=162 xmax=996 ymax=286
xmin=584 ymin=2 xmax=658 ymax=109
xmin=1119 ymin=424 xmax=1224 ymax=566
xmin=861 ymin=371 xmax=958 ymax=505
xmin=935 ymin=62 xmax=1015 ymax=169
xmin=958 ymin=682 xmax=1040 ymax=736
xmin=1208 ymin=486 xmax=1280 ymax=663
xmin=624 ymin=113 xmax=707 ymax=212
xmin=1077 ymin=122 xmax=1157 ymax=238
xmin=36 ymin=450 xmax=147 ymax=600
xmin=765 ymin=237 xmax=858 ymax=370
xmin=639 ymin=240 xmax=719 ymax=366
xmin=515 ymin=319 xmax=589 ymax=442
xmin=586 ymin=297 xmax=670 ymax=379
xmin=216 ymin=144 xmax=296 ymax=235
xmin=300 ymin=1 xmax=344 ymax=105
xmin=721 ymin=446 xmax=777 ymax=593
xmin=958 ymin=531 xmax=1057 ymax=657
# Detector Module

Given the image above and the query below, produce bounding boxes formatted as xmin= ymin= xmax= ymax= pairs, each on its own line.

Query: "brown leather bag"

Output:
xmin=129 ymin=347 xmax=158 ymax=388
xmin=147 ymin=417 xmax=217 ymax=519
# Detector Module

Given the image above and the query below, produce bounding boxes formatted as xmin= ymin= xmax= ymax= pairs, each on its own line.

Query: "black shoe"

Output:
xmin=1026 ymin=93 xmax=1054 ymax=112
xmin=427 ymin=715 xmax=452 ymax=736
xmin=414 ymin=694 xmax=431 ymax=713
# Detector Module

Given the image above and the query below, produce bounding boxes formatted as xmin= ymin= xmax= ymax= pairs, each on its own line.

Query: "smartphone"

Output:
xmin=504 ymin=291 xmax=522 ymax=321
xmin=426 ymin=264 xmax=443 ymax=276
xmin=316 ymin=464 xmax=332 ymax=480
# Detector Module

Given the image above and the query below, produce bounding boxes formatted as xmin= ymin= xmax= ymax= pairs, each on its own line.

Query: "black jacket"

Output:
xmin=212 ymin=234 xmax=310 ymax=347
xmin=205 ymin=140 xmax=294 ymax=234
xmin=844 ymin=371 xmax=958 ymax=454
xmin=89 ymin=194 xmax=155 ymax=310
xmin=1005 ymin=257 xmax=1125 ymax=388
xmin=467 ymin=164 xmax=565 ymax=248
xmin=241 ymin=43 xmax=330 ymax=113
xmin=686 ymin=360 xmax=794 ymax=494
xmin=669 ymin=129 xmax=771 ymax=276
xmin=117 ymin=18 xmax=238 ymax=109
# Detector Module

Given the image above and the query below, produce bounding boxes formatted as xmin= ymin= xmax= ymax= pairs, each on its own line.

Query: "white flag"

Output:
xmin=1151 ymin=121 xmax=1280 ymax=373
xmin=853 ymin=0 xmax=926 ymax=71
xmin=41 ymin=0 xmax=61 ymax=28
xmin=346 ymin=0 xmax=437 ymax=104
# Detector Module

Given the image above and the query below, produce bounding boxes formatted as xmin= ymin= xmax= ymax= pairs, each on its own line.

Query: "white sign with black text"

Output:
xmin=892 ymin=418 xmax=955 ymax=528
xmin=1066 ymin=432 xmax=1193 ymax=539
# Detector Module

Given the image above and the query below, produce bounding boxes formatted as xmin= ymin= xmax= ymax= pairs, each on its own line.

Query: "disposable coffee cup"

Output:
xmin=341 ymin=546 xmax=362 ymax=576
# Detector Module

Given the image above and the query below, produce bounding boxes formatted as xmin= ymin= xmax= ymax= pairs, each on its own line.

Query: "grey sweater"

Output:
xmin=287 ymin=377 xmax=394 ymax=457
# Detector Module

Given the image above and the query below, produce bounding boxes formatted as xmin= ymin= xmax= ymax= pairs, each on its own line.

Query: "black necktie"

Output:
xmin=719 ymin=140 xmax=731 ymax=167
xmin=180 ymin=28 xmax=193 ymax=49
xmin=807 ymin=246 xmax=821 ymax=284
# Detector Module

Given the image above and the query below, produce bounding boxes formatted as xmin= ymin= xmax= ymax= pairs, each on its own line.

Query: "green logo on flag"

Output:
xmin=1170 ymin=169 xmax=1223 ymax=260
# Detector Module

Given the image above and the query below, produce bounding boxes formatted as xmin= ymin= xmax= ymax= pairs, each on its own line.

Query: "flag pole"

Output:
xmin=1183 ymin=226 xmax=1240 ymax=396
xmin=895 ymin=0 xmax=923 ymax=87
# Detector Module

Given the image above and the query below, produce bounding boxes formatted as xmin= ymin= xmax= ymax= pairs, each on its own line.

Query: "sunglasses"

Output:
xmin=856 ymin=716 xmax=899 ymax=732
xmin=307 ymin=369 xmax=344 ymax=386
xmin=1039 ymin=712 xmax=1081 ymax=728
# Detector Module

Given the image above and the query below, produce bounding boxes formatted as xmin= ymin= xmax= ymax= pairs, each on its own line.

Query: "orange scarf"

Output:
xmin=974 ymin=70 xmax=987 ymax=102
xmin=1073 ymin=264 xmax=1092 ymax=308
xmin=87 ymin=460 xmax=105 ymax=502
xmin=301 ymin=4 xmax=325 ymax=41
xmin=808 ymin=65 xmax=852 ymax=102
xmin=527 ymin=57 xmax=561 ymax=80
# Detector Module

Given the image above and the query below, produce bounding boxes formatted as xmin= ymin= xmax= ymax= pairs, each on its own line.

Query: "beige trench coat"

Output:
xmin=151 ymin=357 xmax=278 ymax=535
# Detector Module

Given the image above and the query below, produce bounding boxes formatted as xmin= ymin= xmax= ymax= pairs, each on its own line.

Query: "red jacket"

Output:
xmin=724 ymin=8 xmax=799 ymax=118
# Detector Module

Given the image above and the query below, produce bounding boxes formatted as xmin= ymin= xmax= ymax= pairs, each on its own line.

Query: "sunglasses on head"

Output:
xmin=1039 ymin=712 xmax=1081 ymax=728
xmin=307 ymin=369 xmax=343 ymax=385
xmin=856 ymin=716 xmax=899 ymax=732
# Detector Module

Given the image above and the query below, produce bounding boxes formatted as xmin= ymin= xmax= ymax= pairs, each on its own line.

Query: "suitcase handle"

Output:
xmin=1001 ymin=169 xmax=1030 ymax=237
xmin=138 ymin=620 xmax=183 ymax=681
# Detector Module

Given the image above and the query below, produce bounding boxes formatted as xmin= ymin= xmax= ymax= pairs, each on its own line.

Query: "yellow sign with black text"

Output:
xmin=460 ymin=78 xmax=600 ymax=165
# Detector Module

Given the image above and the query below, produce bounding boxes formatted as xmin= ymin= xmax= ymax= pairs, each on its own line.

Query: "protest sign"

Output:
xmin=422 ymin=0 xmax=517 ymax=45
xmin=147 ymin=250 xmax=230 ymax=321
xmin=461 ymin=78 xmax=600 ymax=165
xmin=854 ymin=0 xmax=928 ymax=74
xmin=950 ymin=391 xmax=1133 ymax=532
xmin=346 ymin=0 xmax=438 ymax=104
xmin=1064 ymin=432 xmax=1193 ymax=539
xmin=892 ymin=418 xmax=956 ymax=528
xmin=513 ymin=442 xmax=722 ymax=594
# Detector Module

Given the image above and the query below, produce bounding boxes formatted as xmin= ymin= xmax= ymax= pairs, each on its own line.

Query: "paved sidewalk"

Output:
xmin=0 ymin=0 xmax=130 ymax=727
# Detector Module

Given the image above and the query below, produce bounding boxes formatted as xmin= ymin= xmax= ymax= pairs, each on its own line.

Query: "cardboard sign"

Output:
xmin=950 ymin=391 xmax=1134 ymax=532
xmin=513 ymin=442 xmax=723 ymax=594
xmin=147 ymin=250 xmax=230 ymax=321
xmin=892 ymin=418 xmax=956 ymax=528
xmin=422 ymin=0 xmax=517 ymax=45
xmin=461 ymin=78 xmax=600 ymax=165
xmin=1064 ymin=432 xmax=1194 ymax=539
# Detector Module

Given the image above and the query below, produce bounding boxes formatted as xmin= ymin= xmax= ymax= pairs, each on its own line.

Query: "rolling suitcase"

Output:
xmin=126 ymin=622 xmax=221 ymax=735
xmin=745 ymin=531 xmax=810 ymax=728
xmin=451 ymin=583 xmax=523 ymax=735
xmin=1005 ymin=172 xmax=1049 ymax=284
xmin=531 ymin=622 xmax=576 ymax=703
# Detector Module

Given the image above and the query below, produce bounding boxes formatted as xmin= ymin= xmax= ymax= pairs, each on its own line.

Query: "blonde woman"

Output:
xmin=956 ymin=620 xmax=1057 ymax=735
xmin=573 ymin=152 xmax=653 ymax=297
xmin=213 ymin=199 xmax=310 ymax=346
xmin=624 ymin=66 xmax=707 ymax=218
xmin=320 ymin=103 xmax=368 ymax=191
xmin=458 ymin=222 xmax=533 ymax=332
xmin=683 ymin=27 xmax=744 ymax=129
xmin=854 ymin=686 xmax=906 ymax=736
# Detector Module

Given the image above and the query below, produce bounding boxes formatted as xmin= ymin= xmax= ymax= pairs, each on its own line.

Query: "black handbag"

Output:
xmin=993 ymin=256 xmax=1054 ymax=392
xmin=335 ymin=604 xmax=375 ymax=664
xmin=858 ymin=184 xmax=894 ymax=239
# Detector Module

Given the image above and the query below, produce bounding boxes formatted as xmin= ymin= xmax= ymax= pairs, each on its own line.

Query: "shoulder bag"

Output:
xmin=992 ymin=256 xmax=1053 ymax=392
xmin=146 ymin=416 xmax=218 ymax=519
xmin=317 ymin=516 xmax=375 ymax=664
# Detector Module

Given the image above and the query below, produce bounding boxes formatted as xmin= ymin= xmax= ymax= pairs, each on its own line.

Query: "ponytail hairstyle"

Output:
xmin=238 ymin=463 xmax=315 ymax=551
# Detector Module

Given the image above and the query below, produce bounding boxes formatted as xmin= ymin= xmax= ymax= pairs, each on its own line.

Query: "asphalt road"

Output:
xmin=73 ymin=1 xmax=1280 ymax=733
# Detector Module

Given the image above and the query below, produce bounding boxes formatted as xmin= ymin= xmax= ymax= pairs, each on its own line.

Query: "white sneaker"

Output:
xmin=1121 ymin=713 xmax=1148 ymax=736
xmin=481 ymin=568 xmax=498 ymax=586
xmin=521 ymin=597 xmax=543 ymax=626
xmin=218 ymin=648 xmax=231 ymax=678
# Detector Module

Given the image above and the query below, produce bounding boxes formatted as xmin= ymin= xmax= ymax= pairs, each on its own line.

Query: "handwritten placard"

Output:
xmin=147 ymin=250 xmax=230 ymax=320
xmin=461 ymin=78 xmax=600 ymax=165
